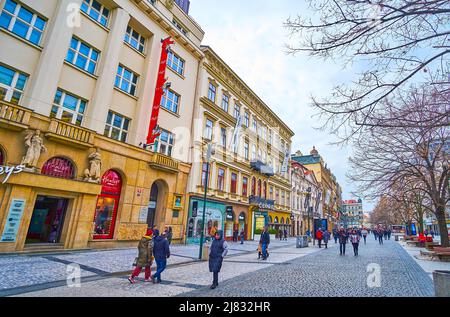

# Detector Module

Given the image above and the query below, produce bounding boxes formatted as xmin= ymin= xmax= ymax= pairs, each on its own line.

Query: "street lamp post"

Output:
xmin=198 ymin=143 xmax=215 ymax=260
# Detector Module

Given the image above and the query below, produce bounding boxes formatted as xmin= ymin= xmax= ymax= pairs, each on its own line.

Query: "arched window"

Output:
xmin=41 ymin=157 xmax=75 ymax=179
xmin=274 ymin=217 xmax=279 ymax=224
xmin=93 ymin=170 xmax=123 ymax=240
xmin=286 ymin=218 xmax=290 ymax=225
xmin=281 ymin=218 xmax=285 ymax=224
xmin=269 ymin=216 xmax=273 ymax=224
xmin=258 ymin=179 xmax=262 ymax=197
xmin=251 ymin=177 xmax=256 ymax=196
xmin=0 ymin=147 xmax=4 ymax=165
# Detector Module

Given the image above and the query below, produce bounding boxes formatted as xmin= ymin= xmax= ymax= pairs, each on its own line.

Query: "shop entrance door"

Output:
xmin=26 ymin=196 xmax=68 ymax=244
xmin=147 ymin=183 xmax=158 ymax=228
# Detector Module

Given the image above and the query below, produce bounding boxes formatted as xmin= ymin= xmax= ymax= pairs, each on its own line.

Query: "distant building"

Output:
xmin=341 ymin=199 xmax=364 ymax=228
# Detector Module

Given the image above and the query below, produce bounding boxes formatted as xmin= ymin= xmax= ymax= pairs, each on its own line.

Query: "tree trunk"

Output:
xmin=435 ymin=207 xmax=449 ymax=247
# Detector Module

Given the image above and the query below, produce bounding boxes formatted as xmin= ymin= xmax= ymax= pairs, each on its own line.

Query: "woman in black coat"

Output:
xmin=208 ymin=230 xmax=229 ymax=289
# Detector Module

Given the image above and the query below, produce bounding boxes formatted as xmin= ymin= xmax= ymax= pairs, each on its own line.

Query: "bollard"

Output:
xmin=433 ymin=270 xmax=450 ymax=297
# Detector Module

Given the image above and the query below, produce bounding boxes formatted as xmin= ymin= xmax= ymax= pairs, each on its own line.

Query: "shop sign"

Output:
xmin=226 ymin=206 xmax=233 ymax=220
xmin=0 ymin=165 xmax=25 ymax=184
xmin=1 ymin=199 xmax=26 ymax=242
xmin=148 ymin=201 xmax=157 ymax=209
xmin=249 ymin=196 xmax=275 ymax=210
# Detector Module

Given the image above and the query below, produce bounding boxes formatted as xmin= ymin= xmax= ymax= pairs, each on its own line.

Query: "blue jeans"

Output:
xmin=153 ymin=259 xmax=167 ymax=281
xmin=262 ymin=243 xmax=268 ymax=259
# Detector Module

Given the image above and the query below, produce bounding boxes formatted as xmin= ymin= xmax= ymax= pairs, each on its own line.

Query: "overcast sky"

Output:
xmin=190 ymin=0 xmax=375 ymax=211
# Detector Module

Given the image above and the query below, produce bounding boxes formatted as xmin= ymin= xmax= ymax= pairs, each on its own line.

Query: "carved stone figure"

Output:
xmin=84 ymin=149 xmax=102 ymax=182
xmin=21 ymin=130 xmax=47 ymax=169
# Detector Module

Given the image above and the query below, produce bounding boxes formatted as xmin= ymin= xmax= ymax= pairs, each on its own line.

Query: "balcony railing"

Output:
xmin=45 ymin=119 xmax=95 ymax=149
xmin=250 ymin=160 xmax=275 ymax=177
xmin=149 ymin=153 xmax=179 ymax=173
xmin=0 ymin=101 xmax=32 ymax=130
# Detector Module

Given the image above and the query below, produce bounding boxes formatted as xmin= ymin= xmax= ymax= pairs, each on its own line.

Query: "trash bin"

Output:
xmin=433 ymin=270 xmax=450 ymax=297
xmin=202 ymin=243 xmax=209 ymax=261
xmin=296 ymin=235 xmax=309 ymax=248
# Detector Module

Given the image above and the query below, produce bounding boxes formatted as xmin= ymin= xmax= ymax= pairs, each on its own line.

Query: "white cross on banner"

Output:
xmin=229 ymin=115 xmax=243 ymax=152
xmin=280 ymin=149 xmax=290 ymax=173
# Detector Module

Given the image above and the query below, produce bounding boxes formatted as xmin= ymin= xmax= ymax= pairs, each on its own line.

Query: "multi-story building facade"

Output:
xmin=290 ymin=159 xmax=321 ymax=236
xmin=185 ymin=46 xmax=294 ymax=242
xmin=291 ymin=147 xmax=342 ymax=232
xmin=0 ymin=0 xmax=205 ymax=252
xmin=341 ymin=199 xmax=364 ymax=228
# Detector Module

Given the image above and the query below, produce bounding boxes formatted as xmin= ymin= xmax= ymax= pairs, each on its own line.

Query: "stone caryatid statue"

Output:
xmin=84 ymin=149 xmax=102 ymax=182
xmin=21 ymin=130 xmax=47 ymax=169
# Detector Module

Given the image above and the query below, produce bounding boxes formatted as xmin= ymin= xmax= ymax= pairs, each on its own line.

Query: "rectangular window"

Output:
xmin=204 ymin=118 xmax=213 ymax=140
xmin=244 ymin=112 xmax=249 ymax=127
xmin=217 ymin=168 xmax=225 ymax=191
xmin=252 ymin=117 xmax=257 ymax=133
xmin=0 ymin=64 xmax=28 ymax=104
xmin=115 ymin=65 xmax=139 ymax=96
xmin=154 ymin=129 xmax=175 ymax=157
xmin=81 ymin=0 xmax=110 ymax=27
xmin=269 ymin=187 xmax=274 ymax=200
xmin=276 ymin=189 xmax=279 ymax=204
xmin=161 ymin=89 xmax=180 ymax=113
xmin=208 ymin=83 xmax=216 ymax=103
xmin=51 ymin=89 xmax=87 ymax=126
xmin=268 ymin=129 xmax=272 ymax=145
xmin=124 ymin=26 xmax=145 ymax=53
xmin=0 ymin=0 xmax=46 ymax=45
xmin=167 ymin=50 xmax=185 ymax=75
xmin=201 ymin=162 xmax=210 ymax=187
xmin=66 ymin=37 xmax=99 ymax=75
xmin=104 ymin=111 xmax=130 ymax=142
xmin=221 ymin=127 xmax=227 ymax=148
xmin=244 ymin=142 xmax=249 ymax=160
xmin=172 ymin=19 xmax=188 ymax=36
xmin=233 ymin=104 xmax=240 ymax=119
xmin=252 ymin=144 xmax=256 ymax=161
xmin=221 ymin=94 xmax=229 ymax=112
xmin=231 ymin=173 xmax=237 ymax=194
xmin=242 ymin=177 xmax=248 ymax=197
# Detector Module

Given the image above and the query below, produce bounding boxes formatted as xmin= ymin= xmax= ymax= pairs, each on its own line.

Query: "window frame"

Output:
xmin=221 ymin=93 xmax=229 ymax=113
xmin=51 ymin=89 xmax=87 ymax=126
xmin=0 ymin=0 xmax=47 ymax=46
xmin=161 ymin=88 xmax=180 ymax=114
xmin=104 ymin=111 xmax=130 ymax=143
xmin=208 ymin=82 xmax=217 ymax=103
xmin=167 ymin=50 xmax=185 ymax=76
xmin=204 ymin=118 xmax=213 ymax=140
xmin=154 ymin=128 xmax=175 ymax=157
xmin=124 ymin=25 xmax=146 ymax=54
xmin=115 ymin=65 xmax=139 ymax=96
xmin=242 ymin=177 xmax=248 ymax=197
xmin=217 ymin=168 xmax=225 ymax=192
xmin=230 ymin=172 xmax=237 ymax=194
xmin=220 ymin=127 xmax=227 ymax=149
xmin=66 ymin=37 xmax=100 ymax=75
xmin=233 ymin=103 xmax=240 ymax=119
xmin=0 ymin=64 xmax=28 ymax=104
xmin=81 ymin=0 xmax=110 ymax=28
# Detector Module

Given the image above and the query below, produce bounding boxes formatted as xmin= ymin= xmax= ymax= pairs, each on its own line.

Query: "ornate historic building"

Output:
xmin=185 ymin=46 xmax=294 ymax=243
xmin=0 ymin=0 xmax=204 ymax=252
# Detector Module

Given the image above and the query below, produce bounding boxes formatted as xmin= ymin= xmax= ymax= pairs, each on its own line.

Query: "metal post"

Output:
xmin=198 ymin=161 xmax=210 ymax=260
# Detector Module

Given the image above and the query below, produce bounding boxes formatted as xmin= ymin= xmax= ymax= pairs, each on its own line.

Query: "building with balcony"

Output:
xmin=185 ymin=46 xmax=294 ymax=242
xmin=291 ymin=147 xmax=342 ymax=232
xmin=0 ymin=0 xmax=205 ymax=252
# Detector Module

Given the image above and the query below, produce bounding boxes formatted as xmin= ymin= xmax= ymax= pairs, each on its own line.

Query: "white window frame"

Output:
xmin=124 ymin=26 xmax=145 ymax=53
xmin=221 ymin=127 xmax=227 ymax=148
xmin=234 ymin=104 xmax=240 ymax=119
xmin=244 ymin=142 xmax=249 ymax=160
xmin=0 ymin=64 xmax=27 ymax=104
xmin=154 ymin=128 xmax=175 ymax=157
xmin=167 ymin=50 xmax=185 ymax=75
xmin=208 ymin=82 xmax=217 ymax=103
xmin=66 ymin=37 xmax=99 ymax=74
xmin=81 ymin=0 xmax=110 ymax=27
xmin=244 ymin=112 xmax=249 ymax=127
xmin=0 ymin=0 xmax=46 ymax=45
xmin=221 ymin=94 xmax=229 ymax=113
xmin=51 ymin=89 xmax=87 ymax=126
xmin=104 ymin=111 xmax=130 ymax=143
xmin=204 ymin=118 xmax=213 ymax=140
xmin=115 ymin=65 xmax=139 ymax=96
xmin=161 ymin=88 xmax=180 ymax=114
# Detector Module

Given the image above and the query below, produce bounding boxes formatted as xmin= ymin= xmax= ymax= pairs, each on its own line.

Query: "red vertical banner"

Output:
xmin=146 ymin=37 xmax=175 ymax=145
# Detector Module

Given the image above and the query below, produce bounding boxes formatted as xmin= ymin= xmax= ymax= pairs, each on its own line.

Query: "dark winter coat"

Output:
xmin=338 ymin=231 xmax=348 ymax=244
xmin=260 ymin=231 xmax=270 ymax=245
xmin=209 ymin=235 xmax=229 ymax=273
xmin=323 ymin=231 xmax=331 ymax=243
xmin=153 ymin=235 xmax=170 ymax=261
xmin=136 ymin=236 xmax=154 ymax=267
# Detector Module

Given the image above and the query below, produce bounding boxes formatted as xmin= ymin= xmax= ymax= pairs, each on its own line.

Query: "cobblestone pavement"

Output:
xmin=182 ymin=237 xmax=435 ymax=297
xmin=0 ymin=238 xmax=298 ymax=296
xmin=1 ymin=237 xmax=436 ymax=297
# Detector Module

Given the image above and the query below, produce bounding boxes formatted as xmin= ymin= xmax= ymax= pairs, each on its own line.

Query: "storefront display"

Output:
xmin=186 ymin=198 xmax=225 ymax=244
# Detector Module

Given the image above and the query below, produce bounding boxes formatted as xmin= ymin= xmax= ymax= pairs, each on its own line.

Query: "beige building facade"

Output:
xmin=0 ymin=0 xmax=205 ymax=252
xmin=185 ymin=47 xmax=294 ymax=243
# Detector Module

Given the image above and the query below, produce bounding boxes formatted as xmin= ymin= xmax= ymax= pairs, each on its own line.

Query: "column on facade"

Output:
xmin=21 ymin=0 xmax=83 ymax=114
xmin=84 ymin=8 xmax=130 ymax=133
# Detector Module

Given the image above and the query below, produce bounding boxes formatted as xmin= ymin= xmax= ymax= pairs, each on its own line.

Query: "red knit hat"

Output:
xmin=146 ymin=228 xmax=153 ymax=236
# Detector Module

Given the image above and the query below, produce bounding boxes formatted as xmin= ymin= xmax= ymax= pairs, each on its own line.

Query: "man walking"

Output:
xmin=260 ymin=226 xmax=270 ymax=260
xmin=151 ymin=229 xmax=170 ymax=284
xmin=323 ymin=229 xmax=331 ymax=249
xmin=239 ymin=229 xmax=245 ymax=245
xmin=338 ymin=228 xmax=348 ymax=256
xmin=378 ymin=227 xmax=384 ymax=245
